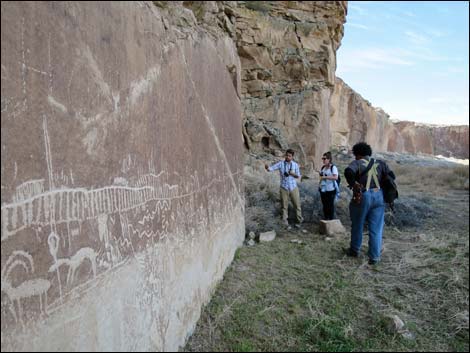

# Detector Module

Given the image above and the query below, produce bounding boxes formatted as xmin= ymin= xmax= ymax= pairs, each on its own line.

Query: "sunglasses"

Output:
xmin=322 ymin=157 xmax=328 ymax=160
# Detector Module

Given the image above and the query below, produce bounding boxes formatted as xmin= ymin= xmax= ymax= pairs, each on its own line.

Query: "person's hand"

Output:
xmin=264 ymin=164 xmax=269 ymax=171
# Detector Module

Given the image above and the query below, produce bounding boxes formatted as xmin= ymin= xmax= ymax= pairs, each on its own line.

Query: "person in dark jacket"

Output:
xmin=343 ymin=142 xmax=395 ymax=265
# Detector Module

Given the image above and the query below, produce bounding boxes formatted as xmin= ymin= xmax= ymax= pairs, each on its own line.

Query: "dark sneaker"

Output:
xmin=344 ymin=247 xmax=359 ymax=257
xmin=368 ymin=258 xmax=379 ymax=265
xmin=294 ymin=224 xmax=301 ymax=229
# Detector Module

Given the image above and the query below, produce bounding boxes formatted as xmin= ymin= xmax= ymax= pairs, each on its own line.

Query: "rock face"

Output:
xmin=330 ymin=78 xmax=398 ymax=152
xmin=1 ymin=2 xmax=243 ymax=351
xmin=232 ymin=1 xmax=347 ymax=173
xmin=393 ymin=121 xmax=469 ymax=158
xmin=331 ymin=78 xmax=469 ymax=159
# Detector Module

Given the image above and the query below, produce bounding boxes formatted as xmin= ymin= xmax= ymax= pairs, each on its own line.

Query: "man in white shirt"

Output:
xmin=265 ymin=149 xmax=303 ymax=228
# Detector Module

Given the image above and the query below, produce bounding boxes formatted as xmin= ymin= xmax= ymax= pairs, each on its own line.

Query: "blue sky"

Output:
xmin=336 ymin=1 xmax=469 ymax=125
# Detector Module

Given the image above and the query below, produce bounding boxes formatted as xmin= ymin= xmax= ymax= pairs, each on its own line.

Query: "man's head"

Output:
xmin=285 ymin=149 xmax=295 ymax=162
xmin=352 ymin=142 xmax=372 ymax=159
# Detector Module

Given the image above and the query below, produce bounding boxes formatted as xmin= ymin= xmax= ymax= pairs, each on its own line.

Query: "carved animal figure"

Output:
xmin=48 ymin=247 xmax=97 ymax=286
xmin=1 ymin=251 xmax=51 ymax=324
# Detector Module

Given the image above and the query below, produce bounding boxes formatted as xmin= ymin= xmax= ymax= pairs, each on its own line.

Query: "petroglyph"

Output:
xmin=20 ymin=18 xmax=27 ymax=108
xmin=1 ymin=251 xmax=51 ymax=325
xmin=47 ymin=95 xmax=68 ymax=114
xmin=1 ymin=4 xmax=244 ymax=349
xmin=13 ymin=179 xmax=45 ymax=202
xmin=179 ymin=45 xmax=244 ymax=209
xmin=48 ymin=247 xmax=97 ymax=286
xmin=129 ymin=65 xmax=162 ymax=106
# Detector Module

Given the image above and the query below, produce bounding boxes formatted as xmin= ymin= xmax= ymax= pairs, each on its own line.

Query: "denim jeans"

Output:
xmin=349 ymin=189 xmax=385 ymax=261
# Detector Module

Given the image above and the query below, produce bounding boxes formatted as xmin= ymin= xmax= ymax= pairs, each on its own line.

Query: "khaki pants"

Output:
xmin=280 ymin=187 xmax=303 ymax=223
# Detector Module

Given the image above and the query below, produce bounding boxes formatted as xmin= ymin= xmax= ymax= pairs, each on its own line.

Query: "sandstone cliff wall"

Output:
xmin=331 ymin=78 xmax=469 ymax=159
xmin=1 ymin=1 xmax=243 ymax=351
xmin=233 ymin=1 xmax=347 ymax=173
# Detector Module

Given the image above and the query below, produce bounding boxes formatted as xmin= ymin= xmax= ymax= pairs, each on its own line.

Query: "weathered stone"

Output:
xmin=331 ymin=78 xmax=469 ymax=159
xmin=384 ymin=314 xmax=406 ymax=334
xmin=319 ymin=219 xmax=346 ymax=236
xmin=234 ymin=2 xmax=348 ymax=175
xmin=259 ymin=230 xmax=276 ymax=242
xmin=401 ymin=331 xmax=416 ymax=340
xmin=1 ymin=1 xmax=243 ymax=351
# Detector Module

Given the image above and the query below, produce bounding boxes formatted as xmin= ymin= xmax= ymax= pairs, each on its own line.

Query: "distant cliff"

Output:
xmin=331 ymin=78 xmax=469 ymax=159
xmin=234 ymin=2 xmax=467 ymax=173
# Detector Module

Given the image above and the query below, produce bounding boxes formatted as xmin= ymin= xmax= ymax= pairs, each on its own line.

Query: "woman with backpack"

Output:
xmin=318 ymin=151 xmax=339 ymax=220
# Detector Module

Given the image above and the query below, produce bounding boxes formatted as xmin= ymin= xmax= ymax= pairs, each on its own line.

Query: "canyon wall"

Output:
xmin=331 ymin=78 xmax=469 ymax=158
xmin=1 ymin=1 xmax=243 ymax=351
xmin=232 ymin=1 xmax=347 ymax=173
xmin=1 ymin=1 xmax=467 ymax=351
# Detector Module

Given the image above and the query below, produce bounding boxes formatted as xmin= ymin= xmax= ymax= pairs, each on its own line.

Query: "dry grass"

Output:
xmin=390 ymin=162 xmax=469 ymax=193
xmin=183 ymin=158 xmax=469 ymax=352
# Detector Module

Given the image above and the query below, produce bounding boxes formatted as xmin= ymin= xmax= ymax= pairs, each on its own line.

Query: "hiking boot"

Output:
xmin=294 ymin=224 xmax=301 ymax=229
xmin=368 ymin=258 xmax=379 ymax=265
xmin=344 ymin=247 xmax=359 ymax=258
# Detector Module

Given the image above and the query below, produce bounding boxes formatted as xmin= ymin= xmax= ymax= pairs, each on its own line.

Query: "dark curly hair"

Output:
xmin=352 ymin=142 xmax=372 ymax=157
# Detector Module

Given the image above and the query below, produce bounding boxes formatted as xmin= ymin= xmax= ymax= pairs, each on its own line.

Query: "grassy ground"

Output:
xmin=183 ymin=159 xmax=469 ymax=352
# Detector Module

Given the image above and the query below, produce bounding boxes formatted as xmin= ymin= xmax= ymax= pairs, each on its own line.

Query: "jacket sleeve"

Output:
xmin=344 ymin=167 xmax=356 ymax=188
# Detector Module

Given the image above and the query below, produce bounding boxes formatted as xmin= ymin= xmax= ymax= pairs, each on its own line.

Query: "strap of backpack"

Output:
xmin=365 ymin=162 xmax=380 ymax=191
xmin=358 ymin=158 xmax=374 ymax=177
xmin=357 ymin=158 xmax=377 ymax=190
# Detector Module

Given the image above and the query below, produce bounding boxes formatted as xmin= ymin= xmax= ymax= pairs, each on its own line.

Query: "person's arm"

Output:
xmin=265 ymin=161 xmax=281 ymax=172
xmin=289 ymin=163 xmax=300 ymax=179
xmin=327 ymin=166 xmax=338 ymax=180
xmin=344 ymin=167 xmax=356 ymax=188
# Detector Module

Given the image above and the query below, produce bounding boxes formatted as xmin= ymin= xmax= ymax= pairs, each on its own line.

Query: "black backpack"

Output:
xmin=381 ymin=171 xmax=398 ymax=203
xmin=378 ymin=161 xmax=398 ymax=209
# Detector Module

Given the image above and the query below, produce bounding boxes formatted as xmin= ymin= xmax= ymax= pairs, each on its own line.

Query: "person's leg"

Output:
xmin=280 ymin=188 xmax=289 ymax=224
xmin=349 ymin=191 xmax=371 ymax=253
xmin=367 ymin=191 xmax=385 ymax=262
xmin=331 ymin=190 xmax=337 ymax=219
xmin=290 ymin=187 xmax=303 ymax=223
xmin=320 ymin=191 xmax=328 ymax=219
xmin=325 ymin=190 xmax=336 ymax=220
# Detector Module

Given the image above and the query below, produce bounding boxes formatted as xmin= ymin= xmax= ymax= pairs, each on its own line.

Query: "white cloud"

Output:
xmin=404 ymin=31 xmax=431 ymax=45
xmin=425 ymin=29 xmax=448 ymax=38
xmin=337 ymin=48 xmax=414 ymax=74
xmin=346 ymin=22 xmax=370 ymax=30
xmin=348 ymin=4 xmax=368 ymax=16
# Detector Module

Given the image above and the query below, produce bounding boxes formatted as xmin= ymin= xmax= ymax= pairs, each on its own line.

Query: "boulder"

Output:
xmin=259 ymin=230 xmax=276 ymax=242
xmin=319 ymin=219 xmax=346 ymax=236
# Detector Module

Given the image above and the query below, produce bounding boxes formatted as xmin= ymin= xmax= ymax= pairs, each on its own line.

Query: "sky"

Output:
xmin=336 ymin=1 xmax=469 ymax=125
